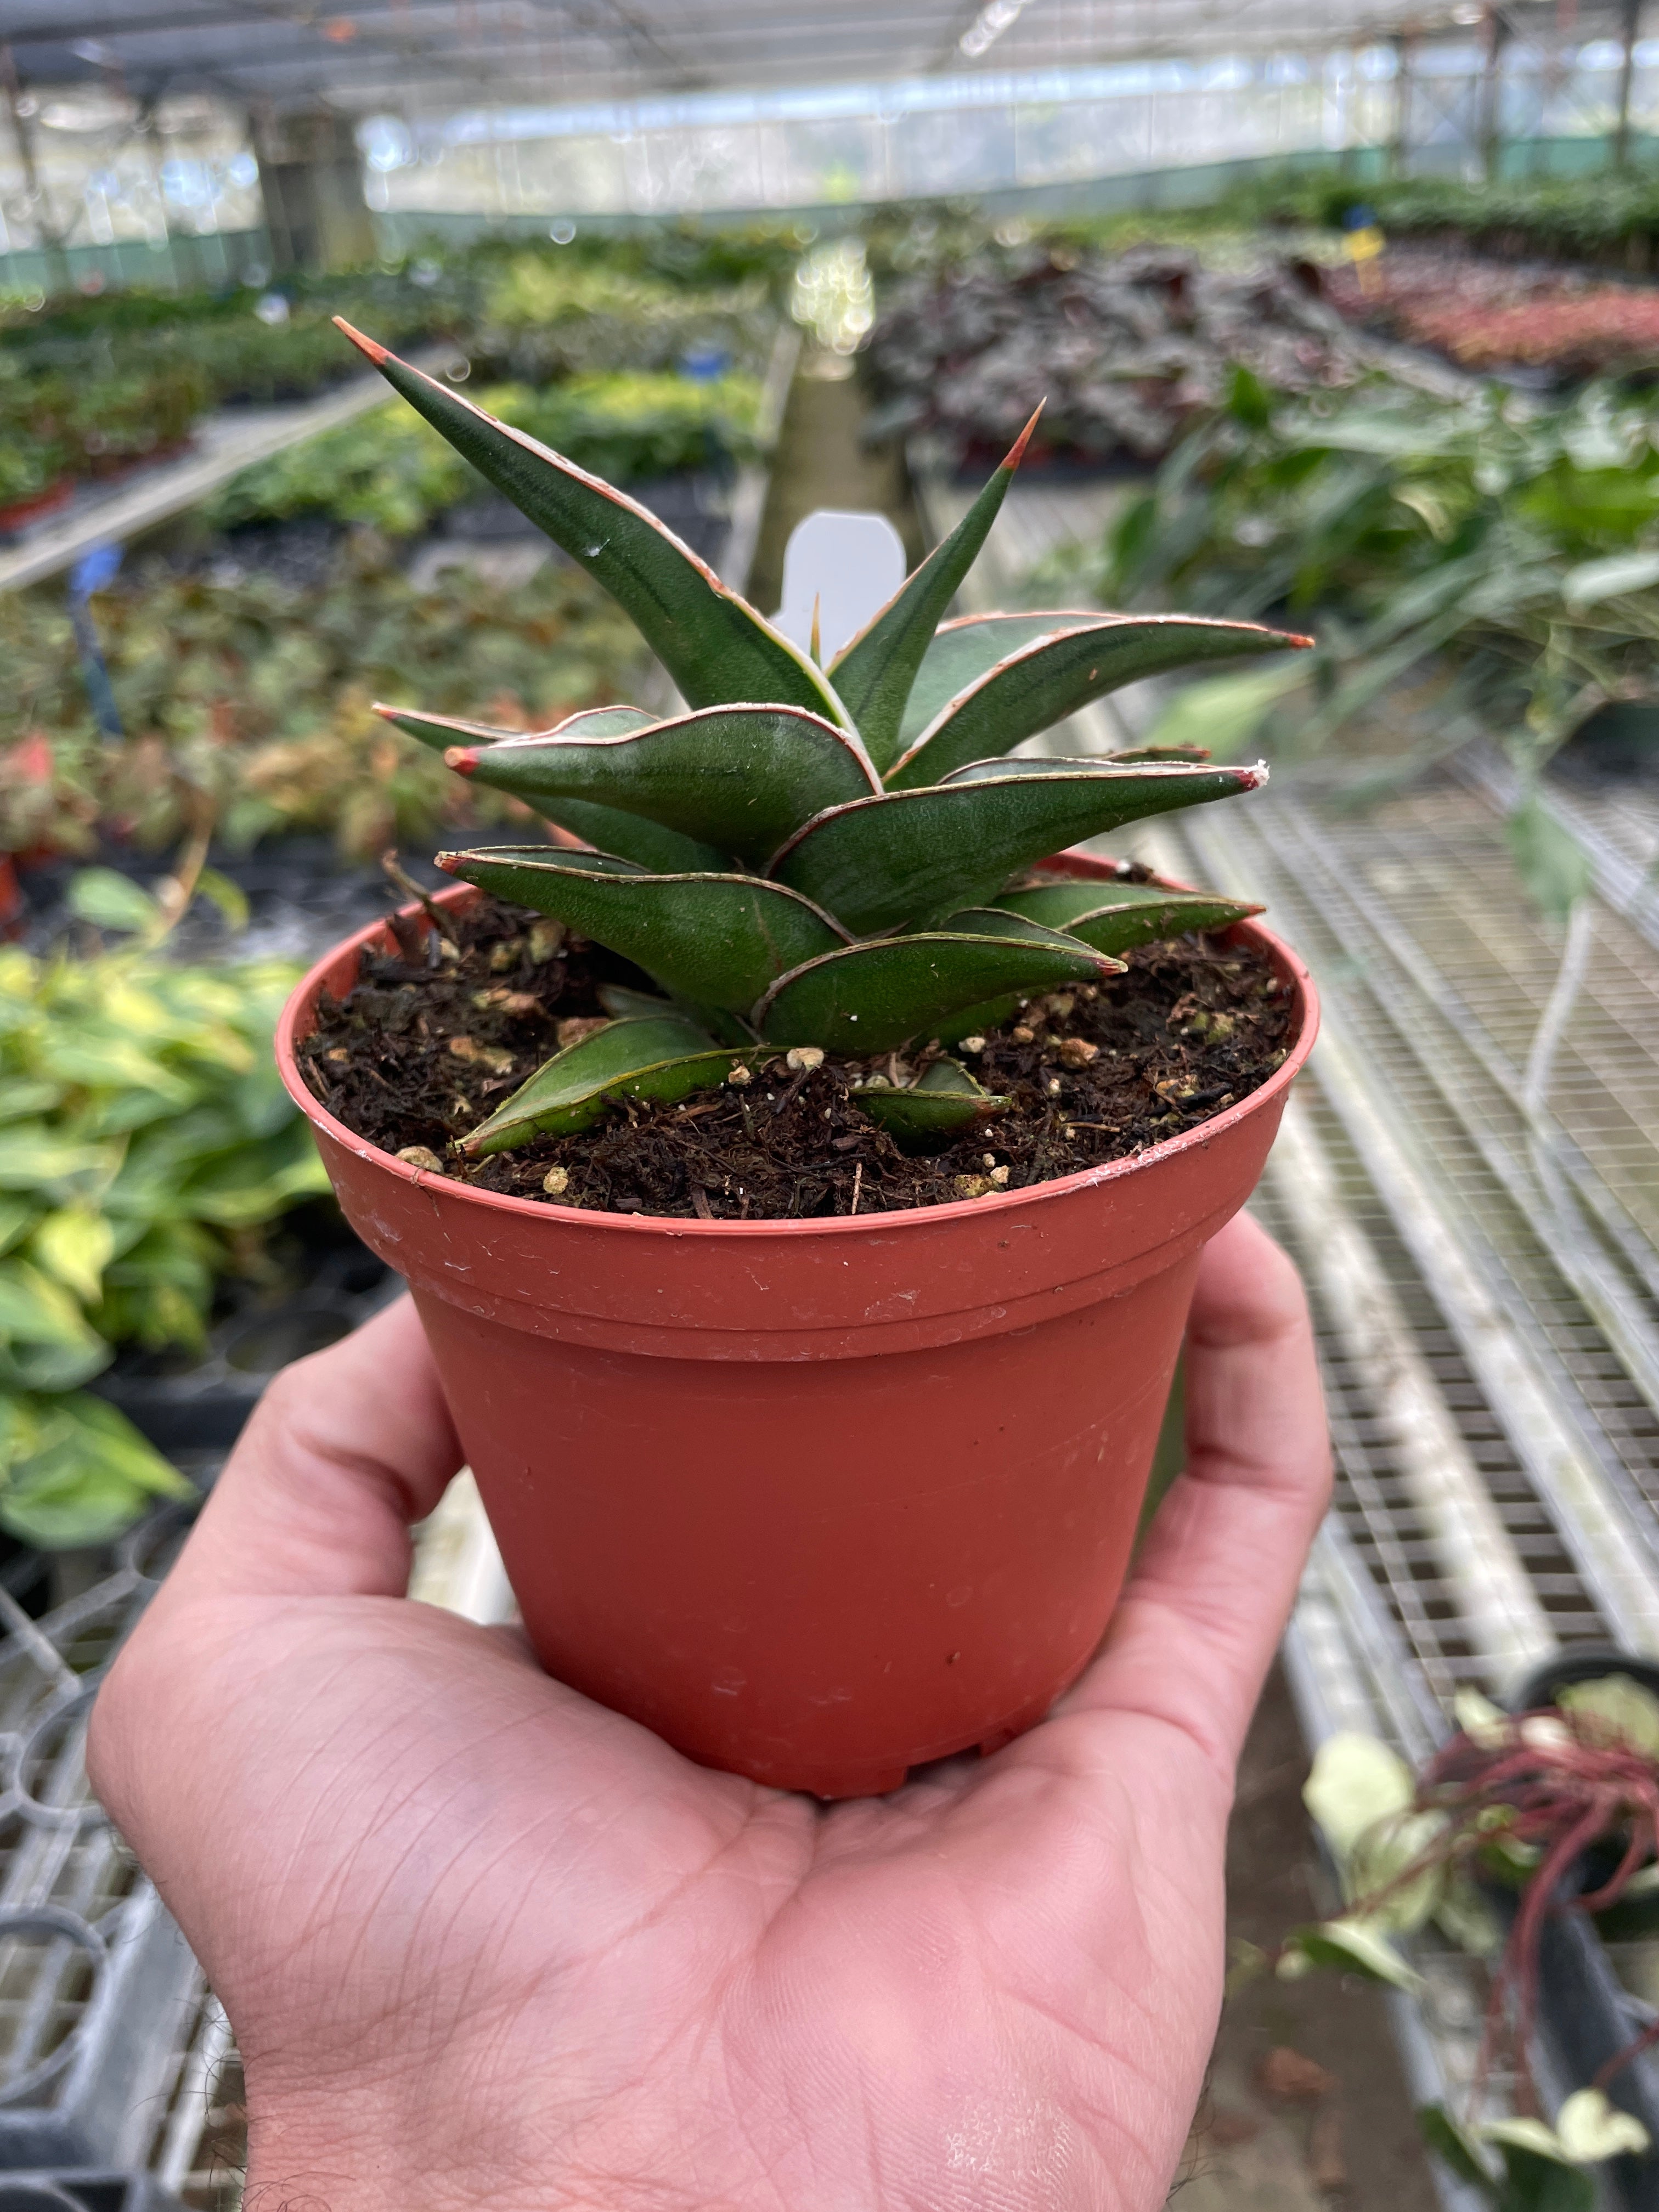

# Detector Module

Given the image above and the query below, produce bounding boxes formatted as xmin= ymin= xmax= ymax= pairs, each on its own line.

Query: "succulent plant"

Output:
xmin=336 ymin=319 xmax=1308 ymax=1160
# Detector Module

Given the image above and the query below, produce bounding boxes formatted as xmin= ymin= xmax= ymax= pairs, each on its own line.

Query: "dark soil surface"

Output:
xmin=300 ymin=885 xmax=1293 ymax=1220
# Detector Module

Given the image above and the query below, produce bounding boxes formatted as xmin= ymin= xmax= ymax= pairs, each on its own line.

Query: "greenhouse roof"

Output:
xmin=0 ymin=0 xmax=1574 ymax=116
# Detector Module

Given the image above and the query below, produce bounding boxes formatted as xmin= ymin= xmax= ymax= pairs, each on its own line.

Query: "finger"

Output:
xmin=161 ymin=1294 xmax=464 ymax=1605
xmin=1056 ymin=1211 xmax=1330 ymax=1775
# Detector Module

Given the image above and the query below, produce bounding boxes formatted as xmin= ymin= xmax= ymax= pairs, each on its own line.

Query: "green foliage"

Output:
xmin=1238 ymin=165 xmax=1659 ymax=263
xmin=207 ymin=398 xmax=473 ymax=538
xmin=1419 ymin=2097 xmax=1633 ymax=2212
xmin=505 ymin=371 xmax=763 ymax=483
xmin=0 ymin=548 xmax=645 ymax=860
xmin=1075 ymin=372 xmax=1659 ymax=874
xmin=0 ymin=910 xmax=329 ymax=1546
xmin=208 ymin=373 xmax=764 ymax=537
xmin=349 ymin=331 xmax=843 ymax=722
xmin=336 ymin=344 xmax=1291 ymax=1152
xmin=0 ymin=231 xmax=779 ymax=506
xmin=0 ymin=263 xmax=467 ymax=500
xmin=476 ymin=257 xmax=771 ymax=381
xmin=0 ymin=351 xmax=208 ymax=511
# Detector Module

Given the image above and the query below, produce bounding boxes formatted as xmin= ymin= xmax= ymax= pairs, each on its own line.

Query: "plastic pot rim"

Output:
xmin=275 ymin=849 xmax=1319 ymax=1242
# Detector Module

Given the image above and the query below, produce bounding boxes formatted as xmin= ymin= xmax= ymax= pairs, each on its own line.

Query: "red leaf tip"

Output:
xmin=443 ymin=747 xmax=479 ymax=776
xmin=1287 ymin=631 xmax=1317 ymax=650
xmin=1003 ymin=400 xmax=1046 ymax=473
xmin=332 ymin=315 xmax=388 ymax=364
xmin=433 ymin=852 xmax=460 ymax=874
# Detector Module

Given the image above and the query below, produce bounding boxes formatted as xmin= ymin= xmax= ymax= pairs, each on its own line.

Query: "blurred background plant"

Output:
xmin=0 ymin=862 xmax=330 ymax=1546
xmin=1 ymin=548 xmax=647 ymax=859
xmin=1048 ymin=368 xmax=1659 ymax=918
xmin=206 ymin=369 xmax=763 ymax=537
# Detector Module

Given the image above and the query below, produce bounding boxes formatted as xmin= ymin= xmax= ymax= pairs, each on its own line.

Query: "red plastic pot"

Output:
xmin=277 ymin=853 xmax=1318 ymax=1797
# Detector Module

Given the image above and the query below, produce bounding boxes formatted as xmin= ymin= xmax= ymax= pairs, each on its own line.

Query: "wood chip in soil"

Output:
xmin=300 ymin=890 xmax=1293 ymax=1221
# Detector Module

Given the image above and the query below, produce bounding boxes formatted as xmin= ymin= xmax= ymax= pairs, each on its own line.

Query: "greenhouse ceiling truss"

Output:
xmin=0 ymin=0 xmax=1646 ymax=117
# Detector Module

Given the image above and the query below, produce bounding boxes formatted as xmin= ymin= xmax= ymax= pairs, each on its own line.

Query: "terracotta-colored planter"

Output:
xmin=277 ymin=854 xmax=1318 ymax=1797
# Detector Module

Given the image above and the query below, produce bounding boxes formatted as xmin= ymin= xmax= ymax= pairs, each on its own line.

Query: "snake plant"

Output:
xmin=337 ymin=320 xmax=1307 ymax=1158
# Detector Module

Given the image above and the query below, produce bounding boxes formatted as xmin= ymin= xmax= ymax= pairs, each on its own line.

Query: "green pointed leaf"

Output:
xmin=437 ymin=846 xmax=847 ymax=1013
xmin=448 ymin=704 xmax=879 ymax=866
xmin=374 ymin=702 xmax=661 ymax=755
xmin=461 ymin=1015 xmax=740 ymax=1158
xmin=855 ymin=1056 xmax=1012 ymax=1143
xmin=886 ymin=615 xmax=1311 ymax=789
xmin=336 ymin=325 xmax=850 ymax=724
xmin=896 ymin=613 xmax=1101 ymax=755
xmin=594 ymin=981 xmax=751 ymax=1045
xmin=996 ymin=879 xmax=1264 ymax=953
xmin=828 ymin=410 xmax=1039 ymax=769
xmin=531 ymin=806 xmax=730 ymax=876
xmin=772 ymin=763 xmax=1266 ymax=936
xmin=597 ymin=983 xmax=678 ymax=1020
xmin=377 ymin=702 xmax=726 ymax=870
xmin=755 ymin=930 xmax=1113 ymax=1056
xmin=921 ymin=910 xmax=1116 ymax=1045
xmin=936 ymin=904 xmax=1127 ymax=960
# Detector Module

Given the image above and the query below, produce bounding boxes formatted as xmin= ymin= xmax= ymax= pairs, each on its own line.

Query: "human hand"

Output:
xmin=88 ymin=1210 xmax=1330 ymax=2212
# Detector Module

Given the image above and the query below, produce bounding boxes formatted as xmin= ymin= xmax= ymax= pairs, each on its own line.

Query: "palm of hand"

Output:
xmin=89 ymin=1215 xmax=1327 ymax=2212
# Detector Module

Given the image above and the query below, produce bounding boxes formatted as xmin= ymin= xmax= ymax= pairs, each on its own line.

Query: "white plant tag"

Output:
xmin=773 ymin=509 xmax=906 ymax=664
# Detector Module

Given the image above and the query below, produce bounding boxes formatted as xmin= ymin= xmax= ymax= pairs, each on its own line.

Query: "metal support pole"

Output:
xmin=1391 ymin=26 xmax=1419 ymax=177
xmin=135 ymin=94 xmax=185 ymax=292
xmin=1478 ymin=3 xmax=1511 ymax=181
xmin=1615 ymin=0 xmax=1643 ymax=167
xmin=251 ymin=104 xmax=374 ymax=274
xmin=0 ymin=45 xmax=68 ymax=295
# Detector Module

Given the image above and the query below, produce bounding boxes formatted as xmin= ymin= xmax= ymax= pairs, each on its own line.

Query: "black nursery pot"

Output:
xmin=1506 ymin=1649 xmax=1659 ymax=2212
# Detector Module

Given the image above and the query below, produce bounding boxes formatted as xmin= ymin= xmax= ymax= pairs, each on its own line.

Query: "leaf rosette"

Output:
xmin=337 ymin=321 xmax=1305 ymax=1156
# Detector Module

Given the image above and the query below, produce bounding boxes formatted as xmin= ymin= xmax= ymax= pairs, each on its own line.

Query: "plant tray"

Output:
xmin=93 ymin=1230 xmax=399 ymax=1453
xmin=0 ymin=1508 xmax=202 ymax=2170
xmin=0 ymin=2172 xmax=186 ymax=2209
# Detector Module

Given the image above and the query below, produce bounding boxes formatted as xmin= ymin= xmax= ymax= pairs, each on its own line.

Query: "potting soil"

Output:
xmin=300 ymin=890 xmax=1292 ymax=1219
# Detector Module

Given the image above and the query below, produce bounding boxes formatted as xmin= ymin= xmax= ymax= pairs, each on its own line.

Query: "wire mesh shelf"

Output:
xmin=0 ymin=1514 xmax=202 ymax=2175
xmin=911 ymin=465 xmax=1659 ymax=2192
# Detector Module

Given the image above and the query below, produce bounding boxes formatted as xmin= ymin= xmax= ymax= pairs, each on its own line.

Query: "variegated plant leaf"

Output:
xmin=771 ymin=761 xmax=1267 ymax=936
xmin=436 ymin=846 xmax=847 ymax=1012
xmin=754 ymin=929 xmax=1113 ymax=1056
xmin=828 ymin=407 xmax=1040 ymax=770
xmin=460 ymin=1015 xmax=741 ymax=1158
xmin=335 ymin=322 xmax=851 ymax=725
xmin=447 ymin=703 xmax=879 ymax=866
xmin=885 ymin=614 xmax=1311 ymax=789
xmin=995 ymin=879 xmax=1264 ymax=955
